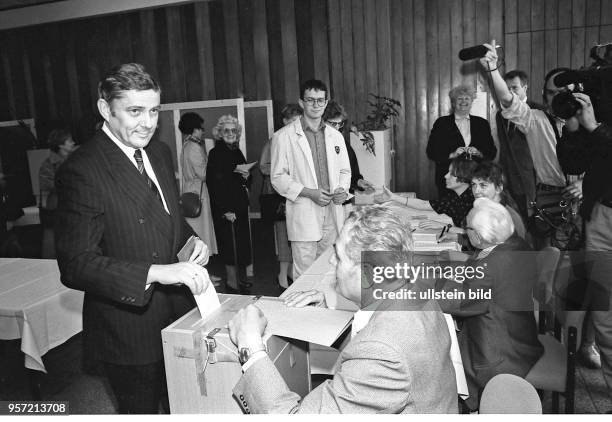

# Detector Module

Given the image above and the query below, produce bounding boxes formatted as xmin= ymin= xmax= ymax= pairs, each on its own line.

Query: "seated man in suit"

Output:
xmin=434 ymin=198 xmax=543 ymax=411
xmin=228 ymin=204 xmax=458 ymax=413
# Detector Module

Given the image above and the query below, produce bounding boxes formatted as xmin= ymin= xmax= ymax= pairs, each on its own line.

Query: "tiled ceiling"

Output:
xmin=0 ymin=0 xmax=67 ymax=12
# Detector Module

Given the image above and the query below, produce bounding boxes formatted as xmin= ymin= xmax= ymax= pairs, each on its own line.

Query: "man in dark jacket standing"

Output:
xmin=55 ymin=63 xmax=211 ymax=413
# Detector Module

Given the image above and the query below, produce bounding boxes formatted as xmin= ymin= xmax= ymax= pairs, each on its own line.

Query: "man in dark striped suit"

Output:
xmin=55 ymin=63 xmax=211 ymax=414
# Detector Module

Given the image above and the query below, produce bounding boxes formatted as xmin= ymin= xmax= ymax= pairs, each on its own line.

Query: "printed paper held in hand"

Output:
xmin=235 ymin=162 xmax=257 ymax=172
xmin=194 ymin=274 xmax=221 ymax=320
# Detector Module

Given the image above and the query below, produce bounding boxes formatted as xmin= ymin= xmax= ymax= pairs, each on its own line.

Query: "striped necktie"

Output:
xmin=134 ymin=149 xmax=163 ymax=206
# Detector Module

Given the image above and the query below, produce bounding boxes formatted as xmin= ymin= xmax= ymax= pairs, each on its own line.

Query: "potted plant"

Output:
xmin=349 ymin=94 xmax=401 ymax=189
xmin=350 ymin=94 xmax=402 ymax=155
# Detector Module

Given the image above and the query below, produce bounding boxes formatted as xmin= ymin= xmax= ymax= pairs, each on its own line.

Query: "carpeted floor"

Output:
xmin=1 ymin=221 xmax=611 ymax=414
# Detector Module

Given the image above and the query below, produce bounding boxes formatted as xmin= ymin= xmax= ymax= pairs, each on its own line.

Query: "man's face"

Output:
xmin=544 ymin=73 xmax=573 ymax=106
xmin=330 ymin=226 xmax=361 ymax=303
xmin=471 ymin=177 xmax=502 ymax=202
xmin=98 ymin=89 xmax=161 ymax=149
xmin=298 ymin=88 xmax=328 ymax=120
xmin=505 ymin=76 xmax=528 ymax=101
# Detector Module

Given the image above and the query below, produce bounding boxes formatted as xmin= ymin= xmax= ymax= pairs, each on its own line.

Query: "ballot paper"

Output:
xmin=235 ymin=162 xmax=257 ymax=172
xmin=255 ymin=298 xmax=354 ymax=347
xmin=194 ymin=279 xmax=221 ymax=320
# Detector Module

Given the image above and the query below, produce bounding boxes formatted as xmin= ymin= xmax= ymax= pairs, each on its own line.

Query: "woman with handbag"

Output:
xmin=179 ymin=113 xmax=220 ymax=285
xmin=207 ymin=115 xmax=252 ymax=292
xmin=259 ymin=104 xmax=302 ymax=291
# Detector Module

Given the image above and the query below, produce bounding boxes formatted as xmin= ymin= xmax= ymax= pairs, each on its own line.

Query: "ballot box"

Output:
xmin=162 ymin=294 xmax=311 ymax=414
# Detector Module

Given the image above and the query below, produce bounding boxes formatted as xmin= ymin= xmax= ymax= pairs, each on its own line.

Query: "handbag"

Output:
xmin=529 ymin=189 xmax=584 ymax=251
xmin=259 ymin=193 xmax=285 ymax=223
xmin=180 ymin=180 xmax=203 ymax=218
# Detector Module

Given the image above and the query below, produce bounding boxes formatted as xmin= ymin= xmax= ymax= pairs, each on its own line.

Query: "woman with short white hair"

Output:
xmin=426 ymin=84 xmax=497 ymax=197
xmin=467 ymin=197 xmax=515 ymax=248
xmin=207 ymin=115 xmax=252 ymax=292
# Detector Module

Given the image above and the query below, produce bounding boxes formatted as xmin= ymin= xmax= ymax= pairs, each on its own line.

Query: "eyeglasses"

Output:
xmin=302 ymin=97 xmax=328 ymax=107
xmin=326 ymin=120 xmax=345 ymax=129
xmin=221 ymin=128 xmax=238 ymax=135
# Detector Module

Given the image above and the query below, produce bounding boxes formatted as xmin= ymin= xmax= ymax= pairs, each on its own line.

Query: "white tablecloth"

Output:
xmin=0 ymin=259 xmax=83 ymax=373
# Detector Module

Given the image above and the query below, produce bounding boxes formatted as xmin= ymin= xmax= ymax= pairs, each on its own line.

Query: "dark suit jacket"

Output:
xmin=435 ymin=235 xmax=543 ymax=409
xmin=55 ymin=130 xmax=196 ymax=365
xmin=426 ymin=114 xmax=497 ymax=195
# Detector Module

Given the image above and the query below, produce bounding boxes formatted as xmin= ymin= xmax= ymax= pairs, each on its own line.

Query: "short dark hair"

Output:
xmin=504 ymin=70 xmax=528 ymax=85
xmin=280 ymin=103 xmax=303 ymax=120
xmin=47 ymin=128 xmax=72 ymax=153
xmin=98 ymin=63 xmax=160 ymax=103
xmin=472 ymin=161 xmax=505 ymax=188
xmin=450 ymin=153 xmax=481 ymax=184
xmin=300 ymin=79 xmax=328 ymax=99
xmin=178 ymin=112 xmax=204 ymax=135
xmin=322 ymin=100 xmax=347 ymax=121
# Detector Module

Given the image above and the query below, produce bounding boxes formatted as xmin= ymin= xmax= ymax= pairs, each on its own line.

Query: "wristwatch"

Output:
xmin=238 ymin=344 xmax=267 ymax=365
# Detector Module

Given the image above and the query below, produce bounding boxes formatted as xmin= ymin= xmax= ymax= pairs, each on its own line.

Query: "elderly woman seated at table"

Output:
xmin=377 ymin=152 xmax=480 ymax=233
xmin=471 ymin=161 xmax=527 ymax=240
xmin=432 ymin=198 xmax=543 ymax=411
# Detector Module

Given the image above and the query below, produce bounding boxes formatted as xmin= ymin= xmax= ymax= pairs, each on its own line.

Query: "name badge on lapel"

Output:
xmin=335 ymin=146 xmax=340 ymax=154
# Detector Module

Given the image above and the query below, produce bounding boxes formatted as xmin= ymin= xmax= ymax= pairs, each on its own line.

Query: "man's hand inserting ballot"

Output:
xmin=189 ymin=237 xmax=210 ymax=266
xmin=228 ymin=304 xmax=268 ymax=350
xmin=283 ymin=289 xmax=327 ymax=308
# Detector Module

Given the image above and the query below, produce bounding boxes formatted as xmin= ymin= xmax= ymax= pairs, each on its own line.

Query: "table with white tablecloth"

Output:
xmin=0 ymin=258 xmax=83 ymax=373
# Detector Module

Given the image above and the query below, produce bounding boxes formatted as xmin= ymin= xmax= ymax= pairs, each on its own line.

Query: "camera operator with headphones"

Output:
xmin=557 ymin=92 xmax=612 ymax=405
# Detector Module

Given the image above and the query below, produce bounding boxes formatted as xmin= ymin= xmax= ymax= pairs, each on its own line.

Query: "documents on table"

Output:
xmin=255 ymin=297 xmax=354 ymax=347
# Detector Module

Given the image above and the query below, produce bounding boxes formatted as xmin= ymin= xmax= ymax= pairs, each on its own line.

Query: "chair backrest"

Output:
xmin=480 ymin=374 xmax=542 ymax=414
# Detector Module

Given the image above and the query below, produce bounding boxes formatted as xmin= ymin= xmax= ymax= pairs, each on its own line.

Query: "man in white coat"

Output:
xmin=271 ymin=79 xmax=351 ymax=278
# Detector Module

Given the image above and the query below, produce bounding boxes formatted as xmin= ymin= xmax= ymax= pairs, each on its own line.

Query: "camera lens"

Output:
xmin=551 ymin=92 xmax=582 ymax=119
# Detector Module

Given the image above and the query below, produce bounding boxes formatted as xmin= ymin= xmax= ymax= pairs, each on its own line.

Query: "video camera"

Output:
xmin=551 ymin=43 xmax=612 ymax=125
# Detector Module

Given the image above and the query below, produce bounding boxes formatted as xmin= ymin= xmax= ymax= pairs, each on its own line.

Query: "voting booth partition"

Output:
xmin=162 ymin=294 xmax=311 ymax=414
xmin=153 ymin=99 xmax=273 ymax=216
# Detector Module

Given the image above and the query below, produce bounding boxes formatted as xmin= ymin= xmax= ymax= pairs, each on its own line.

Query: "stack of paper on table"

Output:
xmin=255 ymin=298 xmax=354 ymax=347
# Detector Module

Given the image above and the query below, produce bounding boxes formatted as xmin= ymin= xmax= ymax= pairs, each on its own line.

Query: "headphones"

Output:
xmin=542 ymin=67 xmax=571 ymax=104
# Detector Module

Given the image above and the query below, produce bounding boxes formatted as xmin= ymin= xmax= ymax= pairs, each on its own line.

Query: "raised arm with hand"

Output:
xmin=479 ymin=39 xmax=513 ymax=107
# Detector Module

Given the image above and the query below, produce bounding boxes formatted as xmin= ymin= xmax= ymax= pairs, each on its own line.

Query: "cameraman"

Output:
xmin=558 ymin=92 xmax=612 ymax=402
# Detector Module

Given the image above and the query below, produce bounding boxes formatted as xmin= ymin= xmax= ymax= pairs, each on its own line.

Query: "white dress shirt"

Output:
xmin=454 ymin=114 xmax=471 ymax=147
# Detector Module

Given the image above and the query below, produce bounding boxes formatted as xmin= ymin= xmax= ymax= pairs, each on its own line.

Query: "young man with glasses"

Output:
xmin=270 ymin=80 xmax=351 ymax=279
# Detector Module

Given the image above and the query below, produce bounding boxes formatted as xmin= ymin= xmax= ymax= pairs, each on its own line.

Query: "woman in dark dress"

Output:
xmin=426 ymin=85 xmax=497 ymax=198
xmin=207 ymin=115 xmax=252 ymax=292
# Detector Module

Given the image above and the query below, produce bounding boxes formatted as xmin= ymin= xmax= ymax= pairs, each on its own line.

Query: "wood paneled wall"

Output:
xmin=0 ymin=0 xmax=610 ymax=198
